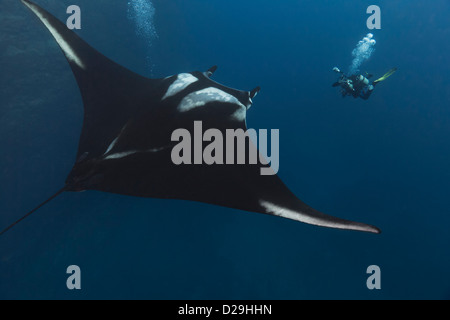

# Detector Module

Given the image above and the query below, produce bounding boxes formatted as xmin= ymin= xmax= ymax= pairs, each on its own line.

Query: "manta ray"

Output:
xmin=1 ymin=0 xmax=380 ymax=235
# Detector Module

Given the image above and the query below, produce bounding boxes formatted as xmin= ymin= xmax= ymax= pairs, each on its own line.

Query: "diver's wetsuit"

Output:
xmin=348 ymin=75 xmax=374 ymax=100
xmin=333 ymin=74 xmax=375 ymax=100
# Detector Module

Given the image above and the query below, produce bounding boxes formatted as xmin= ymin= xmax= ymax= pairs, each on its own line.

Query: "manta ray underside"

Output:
xmin=1 ymin=0 xmax=381 ymax=235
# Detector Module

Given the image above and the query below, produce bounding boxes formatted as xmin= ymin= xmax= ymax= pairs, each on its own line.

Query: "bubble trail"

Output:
xmin=127 ymin=0 xmax=158 ymax=69
xmin=348 ymin=33 xmax=376 ymax=75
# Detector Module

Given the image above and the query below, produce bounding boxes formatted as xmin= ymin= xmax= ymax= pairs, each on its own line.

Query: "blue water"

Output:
xmin=1 ymin=0 xmax=450 ymax=299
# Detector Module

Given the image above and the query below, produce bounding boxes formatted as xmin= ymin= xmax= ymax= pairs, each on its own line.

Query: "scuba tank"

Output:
xmin=358 ymin=75 xmax=370 ymax=85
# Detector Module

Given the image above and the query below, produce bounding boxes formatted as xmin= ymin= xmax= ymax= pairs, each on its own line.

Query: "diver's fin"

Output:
xmin=0 ymin=186 xmax=67 ymax=236
xmin=374 ymin=68 xmax=397 ymax=84
xmin=332 ymin=82 xmax=340 ymax=87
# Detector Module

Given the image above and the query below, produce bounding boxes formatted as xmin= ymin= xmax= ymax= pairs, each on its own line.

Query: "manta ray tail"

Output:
xmin=0 ymin=187 xmax=67 ymax=236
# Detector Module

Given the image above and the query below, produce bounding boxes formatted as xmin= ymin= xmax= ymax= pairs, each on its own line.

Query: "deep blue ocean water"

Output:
xmin=1 ymin=0 xmax=450 ymax=299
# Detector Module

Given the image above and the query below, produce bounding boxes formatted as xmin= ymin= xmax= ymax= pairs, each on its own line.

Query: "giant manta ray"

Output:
xmin=1 ymin=0 xmax=381 ymax=235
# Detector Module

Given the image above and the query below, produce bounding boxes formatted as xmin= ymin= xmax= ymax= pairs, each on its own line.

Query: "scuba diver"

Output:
xmin=332 ymin=67 xmax=397 ymax=100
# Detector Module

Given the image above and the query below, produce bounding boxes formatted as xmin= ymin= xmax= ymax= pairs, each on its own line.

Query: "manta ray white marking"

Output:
xmin=104 ymin=146 xmax=169 ymax=160
xmin=259 ymin=200 xmax=374 ymax=232
xmin=105 ymin=137 xmax=119 ymax=154
xmin=104 ymin=123 xmax=131 ymax=155
xmin=230 ymin=107 xmax=246 ymax=121
xmin=21 ymin=0 xmax=86 ymax=70
xmin=259 ymin=200 xmax=323 ymax=226
xmin=104 ymin=151 xmax=137 ymax=160
xmin=162 ymin=73 xmax=198 ymax=100
xmin=178 ymin=87 xmax=247 ymax=114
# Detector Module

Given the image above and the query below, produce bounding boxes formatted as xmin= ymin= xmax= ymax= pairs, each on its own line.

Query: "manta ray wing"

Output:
xmin=4 ymin=0 xmax=380 ymax=235
xmin=20 ymin=0 xmax=162 ymax=162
